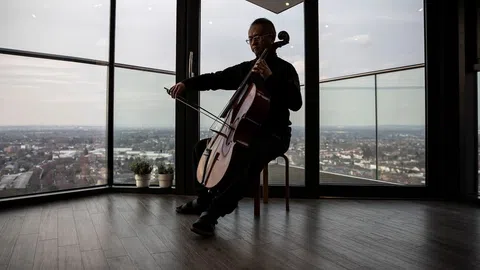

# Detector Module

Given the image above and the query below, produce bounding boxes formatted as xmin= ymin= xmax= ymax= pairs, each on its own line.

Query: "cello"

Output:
xmin=167 ymin=31 xmax=290 ymax=189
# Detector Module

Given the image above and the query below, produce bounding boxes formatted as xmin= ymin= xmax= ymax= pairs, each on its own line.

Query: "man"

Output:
xmin=168 ymin=18 xmax=302 ymax=236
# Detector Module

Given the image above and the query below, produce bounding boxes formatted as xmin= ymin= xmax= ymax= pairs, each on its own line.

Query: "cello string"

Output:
xmin=164 ymin=49 xmax=269 ymax=132
xmin=218 ymin=50 xmax=269 ymax=118
xmin=203 ymin=50 xmax=269 ymax=132
xmin=165 ymin=44 xmax=272 ymax=133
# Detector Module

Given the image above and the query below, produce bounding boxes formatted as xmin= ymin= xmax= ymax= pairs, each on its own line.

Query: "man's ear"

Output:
xmin=268 ymin=35 xmax=275 ymax=43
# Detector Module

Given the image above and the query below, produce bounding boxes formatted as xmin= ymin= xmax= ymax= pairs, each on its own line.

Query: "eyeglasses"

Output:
xmin=245 ymin=34 xmax=274 ymax=44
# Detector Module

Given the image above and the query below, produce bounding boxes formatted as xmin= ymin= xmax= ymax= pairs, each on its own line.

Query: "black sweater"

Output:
xmin=182 ymin=53 xmax=302 ymax=137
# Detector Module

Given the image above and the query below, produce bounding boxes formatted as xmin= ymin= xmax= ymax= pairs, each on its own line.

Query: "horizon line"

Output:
xmin=0 ymin=124 xmax=427 ymax=128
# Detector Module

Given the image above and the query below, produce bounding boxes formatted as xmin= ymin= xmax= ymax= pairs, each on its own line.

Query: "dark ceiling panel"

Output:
xmin=245 ymin=0 xmax=304 ymax=14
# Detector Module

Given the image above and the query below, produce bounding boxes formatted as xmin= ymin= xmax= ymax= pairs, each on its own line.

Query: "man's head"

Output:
xmin=248 ymin=18 xmax=276 ymax=57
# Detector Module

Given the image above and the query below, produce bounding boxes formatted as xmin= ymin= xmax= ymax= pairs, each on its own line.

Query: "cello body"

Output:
xmin=196 ymin=31 xmax=290 ymax=189
xmin=197 ymin=83 xmax=270 ymax=188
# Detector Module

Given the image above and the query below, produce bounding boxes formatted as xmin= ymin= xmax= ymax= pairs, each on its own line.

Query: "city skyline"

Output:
xmin=0 ymin=125 xmax=426 ymax=128
xmin=1 ymin=0 xmax=426 ymax=128
xmin=0 ymin=124 xmax=426 ymax=194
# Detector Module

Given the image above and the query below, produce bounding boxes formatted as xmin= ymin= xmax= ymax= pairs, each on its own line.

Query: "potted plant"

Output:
xmin=157 ymin=162 xmax=174 ymax=188
xmin=129 ymin=158 xmax=153 ymax=188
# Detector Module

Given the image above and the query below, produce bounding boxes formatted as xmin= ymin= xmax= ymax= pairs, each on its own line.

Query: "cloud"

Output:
xmin=42 ymin=98 xmax=105 ymax=104
xmin=0 ymin=0 xmax=426 ymax=127
xmin=341 ymin=34 xmax=371 ymax=45
xmin=6 ymin=84 xmax=41 ymax=89
xmin=280 ymin=55 xmax=305 ymax=83
xmin=96 ymin=38 xmax=108 ymax=47
xmin=292 ymin=60 xmax=305 ymax=80
xmin=320 ymin=32 xmax=333 ymax=41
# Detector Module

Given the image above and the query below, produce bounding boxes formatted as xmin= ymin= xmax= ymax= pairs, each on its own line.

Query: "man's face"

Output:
xmin=248 ymin=24 xmax=274 ymax=57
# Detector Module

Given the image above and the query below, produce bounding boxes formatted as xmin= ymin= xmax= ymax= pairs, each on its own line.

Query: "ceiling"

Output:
xmin=245 ymin=0 xmax=304 ymax=14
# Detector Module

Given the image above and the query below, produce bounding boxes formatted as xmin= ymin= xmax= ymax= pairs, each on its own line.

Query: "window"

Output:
xmin=0 ymin=0 xmax=110 ymax=61
xmin=319 ymin=67 xmax=425 ymax=186
xmin=320 ymin=77 xmax=376 ymax=184
xmin=319 ymin=0 xmax=425 ymax=79
xmin=0 ymin=1 xmax=178 ymax=195
xmin=115 ymin=0 xmax=177 ymax=70
xmin=113 ymin=0 xmax=177 ymax=187
xmin=113 ymin=69 xmax=175 ymax=185
xmin=200 ymin=0 xmax=305 ymax=186
xmin=318 ymin=0 xmax=426 ymax=187
xmin=0 ymin=54 xmax=107 ymax=198
xmin=377 ymin=68 xmax=425 ymax=185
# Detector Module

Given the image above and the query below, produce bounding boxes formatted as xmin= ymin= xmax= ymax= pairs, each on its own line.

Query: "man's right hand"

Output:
xmin=168 ymin=82 xmax=186 ymax=99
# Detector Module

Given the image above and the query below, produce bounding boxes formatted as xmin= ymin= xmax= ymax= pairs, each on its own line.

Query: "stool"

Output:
xmin=254 ymin=154 xmax=290 ymax=217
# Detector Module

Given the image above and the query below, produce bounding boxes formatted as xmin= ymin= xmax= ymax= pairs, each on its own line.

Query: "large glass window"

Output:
xmin=113 ymin=0 xmax=177 ymax=187
xmin=319 ymin=68 xmax=425 ymax=186
xmin=113 ymin=69 xmax=175 ymax=185
xmin=377 ymin=68 xmax=425 ymax=185
xmin=319 ymin=0 xmax=425 ymax=79
xmin=318 ymin=0 xmax=426 ymax=187
xmin=0 ymin=0 xmax=110 ymax=61
xmin=199 ymin=0 xmax=305 ymax=186
xmin=319 ymin=67 xmax=425 ymax=186
xmin=115 ymin=0 xmax=177 ymax=70
xmin=0 ymin=54 xmax=107 ymax=198
xmin=319 ymin=77 xmax=376 ymax=184
xmin=0 ymin=1 xmax=178 ymax=195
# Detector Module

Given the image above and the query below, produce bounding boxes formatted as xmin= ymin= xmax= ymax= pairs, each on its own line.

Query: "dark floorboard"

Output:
xmin=0 ymin=194 xmax=480 ymax=269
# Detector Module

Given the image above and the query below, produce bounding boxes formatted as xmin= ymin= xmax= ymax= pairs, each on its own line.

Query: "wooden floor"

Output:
xmin=1 ymin=194 xmax=480 ymax=270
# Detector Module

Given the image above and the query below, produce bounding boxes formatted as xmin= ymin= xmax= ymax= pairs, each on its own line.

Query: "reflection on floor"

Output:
xmin=267 ymin=163 xmax=401 ymax=186
xmin=0 ymin=193 xmax=479 ymax=269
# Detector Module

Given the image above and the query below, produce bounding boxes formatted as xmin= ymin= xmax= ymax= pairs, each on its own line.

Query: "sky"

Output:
xmin=0 ymin=0 xmax=428 ymax=128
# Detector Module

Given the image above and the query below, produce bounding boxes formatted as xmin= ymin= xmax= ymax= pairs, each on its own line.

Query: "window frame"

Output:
xmin=0 ymin=0 xmax=184 ymax=202
xmin=188 ymin=0 xmax=430 ymax=199
xmin=3 ymin=0 xmax=477 ymax=205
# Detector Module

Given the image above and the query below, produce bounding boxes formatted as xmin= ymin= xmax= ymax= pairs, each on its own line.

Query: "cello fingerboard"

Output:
xmin=202 ymin=152 xmax=220 ymax=186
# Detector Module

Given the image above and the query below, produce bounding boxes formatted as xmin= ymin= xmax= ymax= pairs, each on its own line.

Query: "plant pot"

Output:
xmin=158 ymin=173 xmax=173 ymax=188
xmin=135 ymin=174 xmax=150 ymax=188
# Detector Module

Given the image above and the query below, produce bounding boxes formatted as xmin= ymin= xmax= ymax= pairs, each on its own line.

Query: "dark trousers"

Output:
xmin=192 ymin=132 xmax=290 ymax=217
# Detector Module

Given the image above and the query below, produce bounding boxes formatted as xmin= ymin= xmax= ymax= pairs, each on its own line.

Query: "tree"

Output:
xmin=362 ymin=146 xmax=374 ymax=160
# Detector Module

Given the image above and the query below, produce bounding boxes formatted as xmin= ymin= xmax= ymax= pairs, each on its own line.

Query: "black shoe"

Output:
xmin=175 ymin=199 xmax=206 ymax=215
xmin=190 ymin=211 xmax=218 ymax=237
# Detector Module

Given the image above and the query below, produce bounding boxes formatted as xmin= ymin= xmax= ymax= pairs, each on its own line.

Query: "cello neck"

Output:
xmin=219 ymin=47 xmax=271 ymax=118
xmin=219 ymin=31 xmax=290 ymax=118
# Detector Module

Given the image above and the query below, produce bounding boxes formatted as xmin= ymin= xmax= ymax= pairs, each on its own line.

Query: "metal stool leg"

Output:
xmin=263 ymin=165 xmax=269 ymax=203
xmin=282 ymin=154 xmax=290 ymax=211
xmin=254 ymin=174 xmax=260 ymax=217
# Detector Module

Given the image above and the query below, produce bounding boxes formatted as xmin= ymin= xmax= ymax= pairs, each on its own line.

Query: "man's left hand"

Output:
xmin=252 ymin=59 xmax=272 ymax=79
